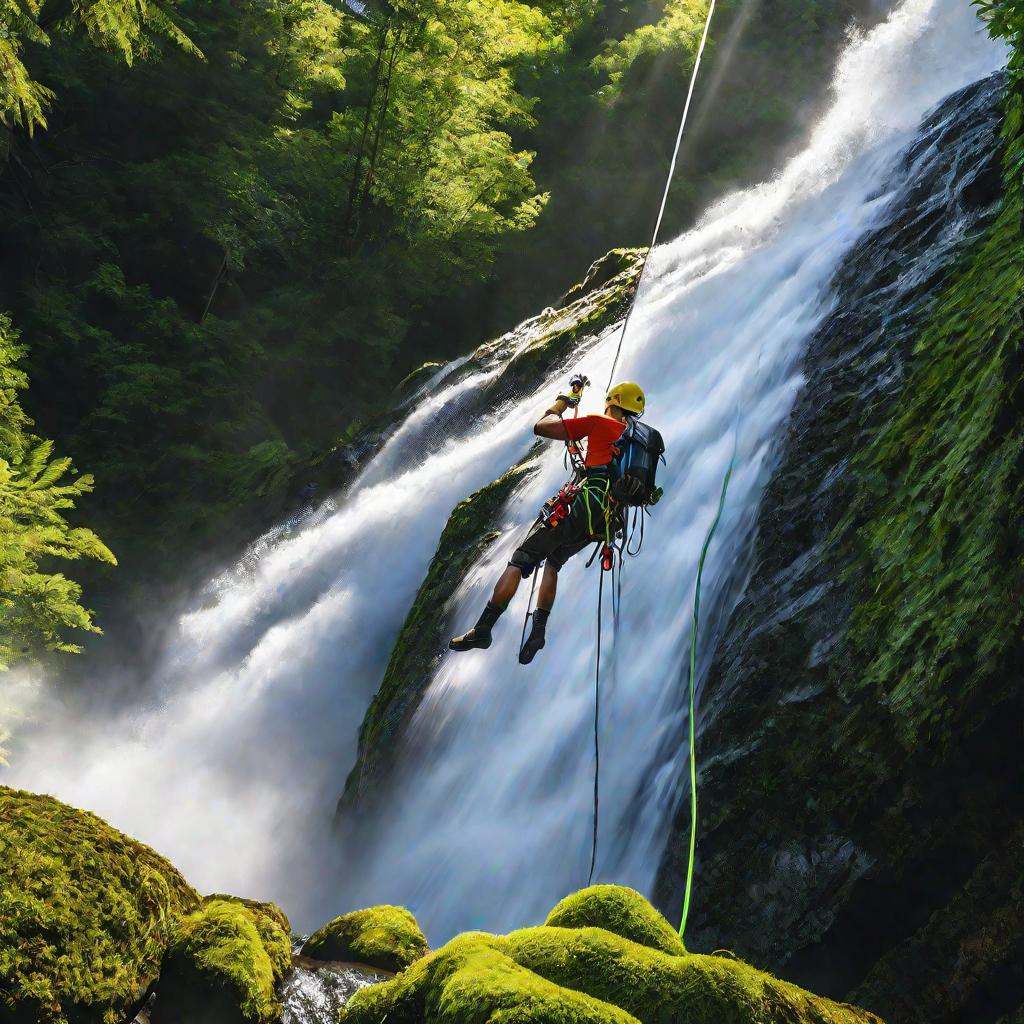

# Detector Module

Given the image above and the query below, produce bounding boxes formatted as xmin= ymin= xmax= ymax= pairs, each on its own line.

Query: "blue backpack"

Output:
xmin=611 ymin=419 xmax=665 ymax=506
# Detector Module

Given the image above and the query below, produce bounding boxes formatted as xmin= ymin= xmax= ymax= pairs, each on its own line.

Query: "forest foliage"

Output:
xmin=0 ymin=0 xmax=898 ymax=666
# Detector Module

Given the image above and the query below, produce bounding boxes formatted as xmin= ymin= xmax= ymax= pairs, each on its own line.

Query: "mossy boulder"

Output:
xmin=150 ymin=896 xmax=292 ymax=1024
xmin=339 ymin=886 xmax=883 ymax=1024
xmin=545 ymin=885 xmax=686 ymax=957
xmin=0 ymin=786 xmax=200 ymax=1024
xmin=301 ymin=906 xmax=428 ymax=973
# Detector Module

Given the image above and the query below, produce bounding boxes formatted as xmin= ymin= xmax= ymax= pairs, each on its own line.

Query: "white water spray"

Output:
xmin=2 ymin=0 xmax=1004 ymax=941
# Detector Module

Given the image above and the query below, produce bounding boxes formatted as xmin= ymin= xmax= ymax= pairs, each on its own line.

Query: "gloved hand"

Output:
xmin=563 ymin=373 xmax=590 ymax=408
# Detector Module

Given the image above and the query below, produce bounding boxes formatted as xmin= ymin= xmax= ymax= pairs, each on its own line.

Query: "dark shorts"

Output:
xmin=509 ymin=477 xmax=616 ymax=577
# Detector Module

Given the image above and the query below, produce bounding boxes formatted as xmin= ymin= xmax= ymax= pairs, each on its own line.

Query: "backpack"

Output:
xmin=611 ymin=419 xmax=665 ymax=506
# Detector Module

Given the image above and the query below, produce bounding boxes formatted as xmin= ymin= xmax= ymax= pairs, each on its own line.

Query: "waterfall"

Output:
xmin=2 ymin=0 xmax=1004 ymax=943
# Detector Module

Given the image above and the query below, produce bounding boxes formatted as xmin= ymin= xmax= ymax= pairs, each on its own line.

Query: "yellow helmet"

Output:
xmin=606 ymin=381 xmax=645 ymax=416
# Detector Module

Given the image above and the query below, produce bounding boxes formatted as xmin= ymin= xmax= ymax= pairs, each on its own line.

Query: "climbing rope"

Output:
xmin=584 ymin=0 xmax=720 ymax=892
xmin=588 ymin=565 xmax=606 ymax=885
xmin=678 ymin=454 xmax=734 ymax=938
xmin=605 ymin=0 xmax=719 ymax=391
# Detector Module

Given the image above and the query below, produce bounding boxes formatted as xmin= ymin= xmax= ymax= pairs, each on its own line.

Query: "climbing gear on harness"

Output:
xmin=539 ymin=481 xmax=581 ymax=528
xmin=611 ymin=419 xmax=666 ymax=506
xmin=606 ymin=381 xmax=646 ymax=416
xmin=449 ymin=601 xmax=504 ymax=652
xmin=518 ymin=607 xmax=549 ymax=665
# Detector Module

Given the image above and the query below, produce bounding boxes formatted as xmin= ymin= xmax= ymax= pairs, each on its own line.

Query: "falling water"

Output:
xmin=2 ymin=0 xmax=1004 ymax=945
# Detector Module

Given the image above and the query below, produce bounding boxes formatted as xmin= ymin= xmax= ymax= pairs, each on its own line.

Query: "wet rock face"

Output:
xmin=655 ymin=73 xmax=1022 ymax=1022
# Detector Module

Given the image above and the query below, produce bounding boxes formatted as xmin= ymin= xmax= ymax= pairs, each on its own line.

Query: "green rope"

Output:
xmin=679 ymin=455 xmax=734 ymax=939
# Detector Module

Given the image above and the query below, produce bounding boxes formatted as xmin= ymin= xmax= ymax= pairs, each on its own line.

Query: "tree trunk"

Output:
xmin=355 ymin=28 xmax=405 ymax=236
xmin=341 ymin=21 xmax=390 ymax=239
xmin=200 ymin=256 xmax=228 ymax=323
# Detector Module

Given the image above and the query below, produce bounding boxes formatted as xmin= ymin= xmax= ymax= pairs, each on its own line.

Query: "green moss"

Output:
xmin=0 ymin=786 xmax=200 ymax=1024
xmin=339 ymin=888 xmax=882 ymax=1024
xmin=839 ymin=85 xmax=1024 ymax=750
xmin=560 ymin=249 xmax=647 ymax=306
xmin=153 ymin=897 xmax=292 ymax=1024
xmin=340 ymin=459 xmax=538 ymax=807
xmin=301 ymin=905 xmax=428 ymax=972
xmin=545 ymin=885 xmax=686 ymax=956
xmin=502 ymin=254 xmax=642 ymax=387
xmin=201 ymin=894 xmax=293 ymax=984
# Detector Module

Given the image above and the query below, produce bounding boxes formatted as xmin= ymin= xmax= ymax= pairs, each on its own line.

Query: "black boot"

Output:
xmin=518 ymin=608 xmax=549 ymax=665
xmin=449 ymin=601 xmax=504 ymax=652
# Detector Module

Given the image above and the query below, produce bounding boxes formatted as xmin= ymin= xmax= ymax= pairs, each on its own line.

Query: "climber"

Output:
xmin=449 ymin=376 xmax=651 ymax=665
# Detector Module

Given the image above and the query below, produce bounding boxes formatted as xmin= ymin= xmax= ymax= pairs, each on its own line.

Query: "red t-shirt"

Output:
xmin=563 ymin=414 xmax=626 ymax=468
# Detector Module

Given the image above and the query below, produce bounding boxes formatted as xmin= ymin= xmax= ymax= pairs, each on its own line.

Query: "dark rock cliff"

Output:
xmin=653 ymin=72 xmax=1023 ymax=1024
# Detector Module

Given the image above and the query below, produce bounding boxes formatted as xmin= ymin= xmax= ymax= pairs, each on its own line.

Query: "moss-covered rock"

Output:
xmin=545 ymin=885 xmax=686 ymax=957
xmin=301 ymin=906 xmax=428 ymax=973
xmin=150 ymin=896 xmax=292 ymax=1024
xmin=0 ymin=786 xmax=200 ymax=1024
xmin=652 ymin=73 xmax=1024 ymax=1021
xmin=339 ymin=459 xmax=538 ymax=809
xmin=339 ymin=887 xmax=882 ymax=1024
xmin=559 ymin=248 xmax=646 ymax=306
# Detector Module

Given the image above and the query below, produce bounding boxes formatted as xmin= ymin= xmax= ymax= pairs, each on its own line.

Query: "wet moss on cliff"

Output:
xmin=151 ymin=896 xmax=292 ymax=1024
xmin=301 ymin=906 xmax=428 ymax=972
xmin=340 ymin=459 xmax=538 ymax=808
xmin=339 ymin=886 xmax=882 ymax=1024
xmin=839 ymin=84 xmax=1024 ymax=750
xmin=653 ymin=71 xmax=1022 ymax=1022
xmin=0 ymin=786 xmax=200 ymax=1024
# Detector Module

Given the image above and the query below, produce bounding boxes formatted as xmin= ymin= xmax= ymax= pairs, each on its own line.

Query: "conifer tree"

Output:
xmin=0 ymin=314 xmax=115 ymax=669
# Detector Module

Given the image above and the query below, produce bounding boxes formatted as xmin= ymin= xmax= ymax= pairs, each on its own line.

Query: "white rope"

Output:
xmin=605 ymin=0 xmax=719 ymax=390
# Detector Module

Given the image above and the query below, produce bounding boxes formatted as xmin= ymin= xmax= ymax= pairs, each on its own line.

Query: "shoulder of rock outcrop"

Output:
xmin=151 ymin=895 xmax=292 ymax=1024
xmin=301 ymin=905 xmax=428 ymax=973
xmin=267 ymin=248 xmax=643 ymax=529
xmin=0 ymin=785 xmax=200 ymax=1024
xmin=655 ymin=71 xmax=1022 ymax=1021
xmin=339 ymin=458 xmax=538 ymax=810
xmin=338 ymin=885 xmax=883 ymax=1024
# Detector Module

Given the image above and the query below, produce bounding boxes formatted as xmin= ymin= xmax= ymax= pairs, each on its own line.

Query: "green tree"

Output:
xmin=0 ymin=0 xmax=200 ymax=133
xmin=0 ymin=314 xmax=115 ymax=670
